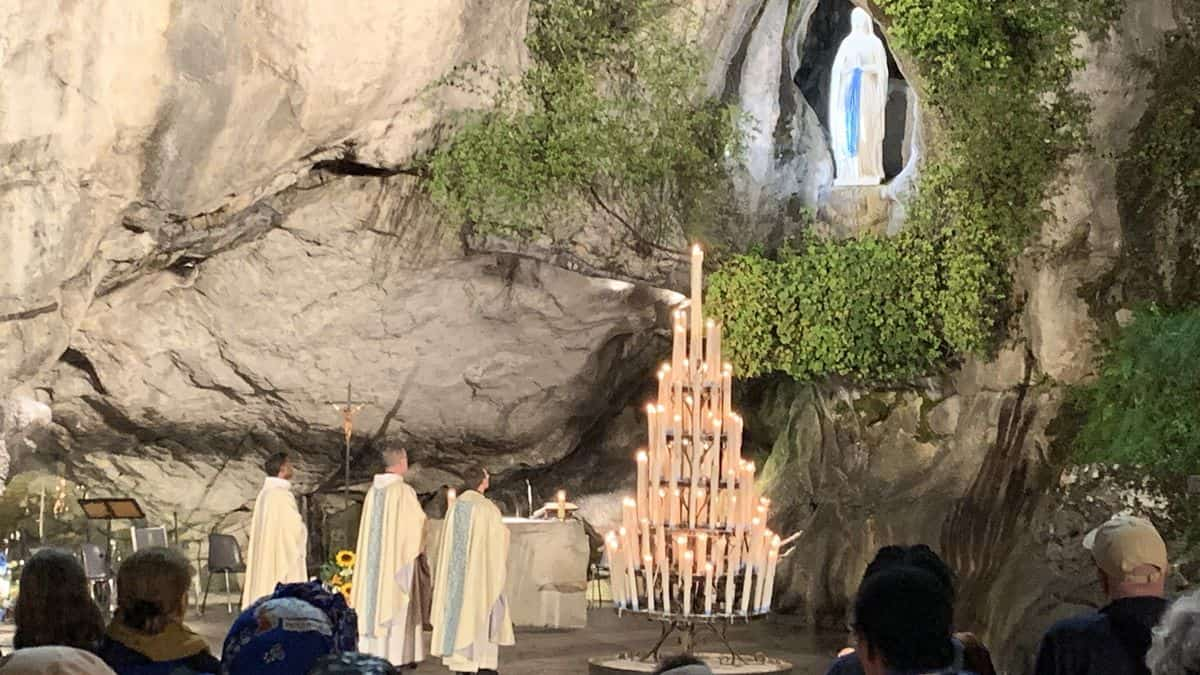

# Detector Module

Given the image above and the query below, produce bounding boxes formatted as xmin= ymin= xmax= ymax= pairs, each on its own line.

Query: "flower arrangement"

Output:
xmin=320 ymin=549 xmax=355 ymax=602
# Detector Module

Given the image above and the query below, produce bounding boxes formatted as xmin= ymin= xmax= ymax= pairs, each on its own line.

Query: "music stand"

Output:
xmin=78 ymin=498 xmax=146 ymax=557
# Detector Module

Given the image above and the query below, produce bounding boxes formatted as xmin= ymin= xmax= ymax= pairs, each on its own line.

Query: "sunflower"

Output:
xmin=330 ymin=575 xmax=343 ymax=586
xmin=340 ymin=582 xmax=352 ymax=601
xmin=335 ymin=550 xmax=356 ymax=567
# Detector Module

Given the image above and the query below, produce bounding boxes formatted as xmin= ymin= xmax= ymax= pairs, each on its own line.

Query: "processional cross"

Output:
xmin=323 ymin=382 xmax=372 ymax=505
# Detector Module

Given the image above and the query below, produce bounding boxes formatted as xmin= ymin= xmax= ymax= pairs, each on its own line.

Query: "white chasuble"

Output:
xmin=350 ymin=473 xmax=427 ymax=666
xmin=430 ymin=490 xmax=515 ymax=673
xmin=241 ymin=477 xmax=308 ymax=608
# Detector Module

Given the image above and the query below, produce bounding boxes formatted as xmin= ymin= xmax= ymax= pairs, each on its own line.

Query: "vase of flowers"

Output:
xmin=320 ymin=549 xmax=355 ymax=603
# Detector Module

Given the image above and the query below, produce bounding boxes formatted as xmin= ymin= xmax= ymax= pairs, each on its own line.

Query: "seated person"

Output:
xmin=852 ymin=566 xmax=970 ymax=675
xmin=222 ymin=580 xmax=357 ymax=675
xmin=0 ymin=646 xmax=116 ymax=674
xmin=97 ymin=548 xmax=219 ymax=675
xmin=13 ymin=549 xmax=105 ymax=652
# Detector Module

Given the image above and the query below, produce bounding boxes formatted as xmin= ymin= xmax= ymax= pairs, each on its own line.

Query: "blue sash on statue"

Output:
xmin=845 ymin=66 xmax=863 ymax=158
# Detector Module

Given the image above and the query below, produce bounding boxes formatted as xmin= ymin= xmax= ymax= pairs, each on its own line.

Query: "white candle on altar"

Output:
xmin=682 ymin=549 xmax=694 ymax=616
xmin=689 ymin=245 xmax=703 ymax=374
xmin=644 ymin=554 xmax=656 ymax=613
xmin=526 ymin=480 xmax=533 ymax=515
xmin=557 ymin=490 xmax=567 ymax=520
xmin=704 ymin=561 xmax=715 ymax=615
xmin=636 ymin=451 xmax=648 ymax=522
xmin=447 ymin=488 xmax=457 ymax=511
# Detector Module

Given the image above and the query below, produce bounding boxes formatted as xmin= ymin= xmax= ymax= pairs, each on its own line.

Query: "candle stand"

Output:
xmin=590 ymin=245 xmax=791 ymax=675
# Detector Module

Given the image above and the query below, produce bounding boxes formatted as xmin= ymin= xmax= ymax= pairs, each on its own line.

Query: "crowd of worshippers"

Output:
xmin=0 ymin=446 xmax=1196 ymax=675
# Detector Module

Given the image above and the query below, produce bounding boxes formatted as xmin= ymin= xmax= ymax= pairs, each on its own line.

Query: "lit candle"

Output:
xmin=671 ymin=312 xmax=686 ymax=380
xmin=762 ymin=535 xmax=781 ymax=612
xmin=640 ymin=517 xmax=652 ymax=564
xmin=669 ymin=488 xmax=681 ymax=527
xmin=683 ymin=549 xmax=695 ymax=616
xmin=607 ymin=535 xmax=625 ymax=608
xmin=658 ymin=488 xmax=667 ymax=529
xmin=644 ymin=554 xmax=656 ymax=613
xmin=704 ymin=561 xmax=715 ymax=615
xmin=696 ymin=532 xmax=708 ymax=575
xmin=754 ymin=529 xmax=771 ymax=612
xmin=619 ymin=526 xmax=639 ymax=610
xmin=689 ymin=245 xmax=703 ymax=375
xmin=705 ymin=319 xmax=719 ymax=382
xmin=722 ymin=363 xmax=733 ymax=417
xmin=557 ymin=490 xmax=567 ymax=520
xmin=724 ymin=534 xmax=741 ymax=616
xmin=526 ymin=480 xmax=533 ymax=515
xmin=696 ymin=488 xmax=707 ymax=528
xmin=658 ymin=526 xmax=671 ymax=615
xmin=712 ymin=534 xmax=726 ymax=581
xmin=38 ymin=487 xmax=45 ymax=541
xmin=657 ymin=367 xmax=670 ymax=407
xmin=636 ymin=450 xmax=649 ymax=522
xmin=727 ymin=490 xmax=738 ymax=531
xmin=447 ymin=488 xmax=457 ymax=511
xmin=675 ymin=534 xmax=687 ymax=567
xmin=740 ymin=545 xmax=755 ymax=616
xmin=689 ymin=374 xmax=702 ymax=530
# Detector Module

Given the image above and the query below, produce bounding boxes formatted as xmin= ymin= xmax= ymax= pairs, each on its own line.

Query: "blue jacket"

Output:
xmin=1033 ymin=596 xmax=1168 ymax=675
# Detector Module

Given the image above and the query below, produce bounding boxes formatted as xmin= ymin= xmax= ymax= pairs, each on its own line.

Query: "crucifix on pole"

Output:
xmin=324 ymin=382 xmax=372 ymax=506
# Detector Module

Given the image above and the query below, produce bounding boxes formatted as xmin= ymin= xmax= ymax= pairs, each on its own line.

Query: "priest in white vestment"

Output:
xmin=431 ymin=464 xmax=514 ymax=674
xmin=241 ymin=452 xmax=308 ymax=608
xmin=350 ymin=446 xmax=428 ymax=667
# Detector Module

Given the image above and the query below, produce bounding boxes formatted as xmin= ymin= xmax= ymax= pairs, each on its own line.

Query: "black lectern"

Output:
xmin=78 ymin=498 xmax=146 ymax=555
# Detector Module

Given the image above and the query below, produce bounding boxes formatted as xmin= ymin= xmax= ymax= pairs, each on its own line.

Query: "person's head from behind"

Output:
xmin=115 ymin=548 xmax=192 ymax=635
xmin=461 ymin=462 xmax=489 ymax=494
xmin=14 ymin=549 xmax=104 ymax=651
xmin=0 ymin=646 xmax=117 ymax=674
xmin=862 ymin=544 xmax=955 ymax=602
xmin=380 ymin=446 xmax=408 ymax=475
xmin=1084 ymin=514 xmax=1168 ymax=600
xmin=653 ymin=654 xmax=712 ymax=675
xmin=1146 ymin=589 xmax=1200 ymax=675
xmin=853 ymin=566 xmax=954 ymax=675
xmin=265 ymin=451 xmax=293 ymax=480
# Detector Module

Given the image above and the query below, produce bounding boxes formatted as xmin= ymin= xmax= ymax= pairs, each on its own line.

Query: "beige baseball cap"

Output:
xmin=1083 ymin=514 xmax=1168 ymax=583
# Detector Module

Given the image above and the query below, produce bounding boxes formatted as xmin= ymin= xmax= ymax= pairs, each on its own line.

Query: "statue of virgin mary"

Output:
xmin=829 ymin=8 xmax=889 ymax=186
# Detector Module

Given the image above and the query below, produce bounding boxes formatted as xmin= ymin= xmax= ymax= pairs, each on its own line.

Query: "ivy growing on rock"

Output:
xmin=1071 ymin=308 xmax=1200 ymax=476
xmin=709 ymin=0 xmax=1122 ymax=382
xmin=427 ymin=0 xmax=740 ymax=241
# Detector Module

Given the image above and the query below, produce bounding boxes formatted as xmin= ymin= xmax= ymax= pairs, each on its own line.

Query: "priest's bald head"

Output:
xmin=381 ymin=446 xmax=408 ymax=475
xmin=462 ymin=462 xmax=489 ymax=494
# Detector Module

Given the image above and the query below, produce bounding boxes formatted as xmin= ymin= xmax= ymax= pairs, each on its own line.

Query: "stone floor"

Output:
xmin=0 ymin=592 xmax=845 ymax=674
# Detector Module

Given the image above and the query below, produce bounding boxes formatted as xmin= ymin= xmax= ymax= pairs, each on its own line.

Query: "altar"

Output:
xmin=423 ymin=516 xmax=590 ymax=630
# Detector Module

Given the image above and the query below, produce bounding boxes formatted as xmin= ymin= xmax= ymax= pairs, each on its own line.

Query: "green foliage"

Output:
xmin=427 ymin=0 xmax=740 ymax=240
xmin=1071 ymin=308 xmax=1200 ymax=475
xmin=711 ymin=0 xmax=1121 ymax=381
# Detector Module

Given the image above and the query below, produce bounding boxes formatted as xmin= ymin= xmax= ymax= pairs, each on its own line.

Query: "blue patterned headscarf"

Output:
xmin=220 ymin=581 xmax=357 ymax=675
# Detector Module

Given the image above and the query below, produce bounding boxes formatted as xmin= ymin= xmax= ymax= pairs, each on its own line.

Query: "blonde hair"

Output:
xmin=115 ymin=548 xmax=192 ymax=635
xmin=1147 ymin=591 xmax=1200 ymax=675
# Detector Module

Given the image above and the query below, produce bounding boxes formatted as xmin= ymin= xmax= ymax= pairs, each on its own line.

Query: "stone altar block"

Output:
xmin=424 ymin=516 xmax=589 ymax=629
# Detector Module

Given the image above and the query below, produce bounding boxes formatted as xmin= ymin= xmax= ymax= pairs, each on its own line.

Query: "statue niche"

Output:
xmin=829 ymin=8 xmax=888 ymax=187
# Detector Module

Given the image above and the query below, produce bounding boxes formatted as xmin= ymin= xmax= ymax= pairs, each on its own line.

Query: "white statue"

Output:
xmin=829 ymin=8 xmax=889 ymax=186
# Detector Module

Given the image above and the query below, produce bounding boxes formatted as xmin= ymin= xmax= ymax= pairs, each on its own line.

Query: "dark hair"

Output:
xmin=13 ymin=549 xmax=104 ymax=651
xmin=265 ymin=452 xmax=289 ymax=477
xmin=460 ymin=462 xmax=488 ymax=493
xmin=115 ymin=548 xmax=193 ymax=635
xmin=862 ymin=544 xmax=955 ymax=603
xmin=853 ymin=566 xmax=954 ymax=672
xmin=653 ymin=654 xmax=710 ymax=674
xmin=379 ymin=446 xmax=407 ymax=465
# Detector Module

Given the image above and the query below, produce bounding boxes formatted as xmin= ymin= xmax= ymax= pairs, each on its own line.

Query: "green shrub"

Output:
xmin=1072 ymin=308 xmax=1200 ymax=475
xmin=427 ymin=0 xmax=740 ymax=241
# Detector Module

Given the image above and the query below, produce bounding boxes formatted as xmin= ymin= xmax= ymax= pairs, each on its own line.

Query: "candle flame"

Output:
xmin=705 ymin=562 xmax=714 ymax=571
xmin=623 ymin=497 xmax=636 ymax=507
xmin=692 ymin=243 xmax=702 ymax=255
xmin=706 ymin=318 xmax=715 ymax=328
xmin=558 ymin=490 xmax=567 ymax=501
xmin=676 ymin=535 xmax=687 ymax=545
xmin=752 ymin=517 xmax=760 ymax=526
xmin=619 ymin=526 xmax=628 ymax=536
xmin=646 ymin=403 xmax=656 ymax=414
xmin=684 ymin=550 xmax=694 ymax=559
xmin=698 ymin=532 xmax=708 ymax=541
xmin=636 ymin=450 xmax=648 ymax=462
xmin=772 ymin=535 xmax=782 ymax=546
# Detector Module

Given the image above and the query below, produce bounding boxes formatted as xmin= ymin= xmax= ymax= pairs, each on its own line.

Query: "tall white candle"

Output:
xmin=724 ymin=532 xmax=742 ymax=616
xmin=658 ymin=526 xmax=671 ymax=615
xmin=640 ymin=517 xmax=652 ymax=564
xmin=712 ymin=534 xmax=726 ymax=581
xmin=696 ymin=532 xmax=708 ymax=575
xmin=754 ymin=529 xmax=771 ymax=612
xmin=557 ymin=490 xmax=567 ymax=520
xmin=608 ymin=536 xmax=625 ymax=608
xmin=740 ymin=556 xmax=755 ymax=616
xmin=636 ymin=451 xmax=648 ymax=522
xmin=689 ymin=245 xmax=703 ymax=375
xmin=704 ymin=561 xmax=715 ymax=615
xmin=657 ymin=367 xmax=670 ymax=406
xmin=762 ymin=535 xmax=781 ymax=612
xmin=447 ymin=488 xmax=457 ymax=511
xmin=695 ymin=488 xmax=707 ymax=528
xmin=619 ymin=526 xmax=639 ymax=610
xmin=705 ymin=319 xmax=718 ymax=382
xmin=669 ymin=488 xmax=681 ymax=527
xmin=38 ymin=487 xmax=45 ymax=541
xmin=682 ymin=549 xmax=694 ymax=616
xmin=644 ymin=554 xmax=656 ymax=613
